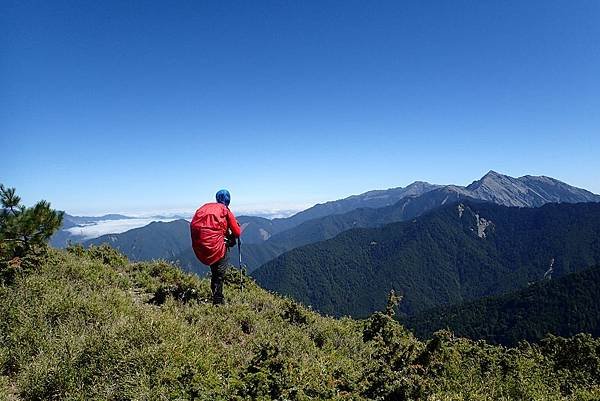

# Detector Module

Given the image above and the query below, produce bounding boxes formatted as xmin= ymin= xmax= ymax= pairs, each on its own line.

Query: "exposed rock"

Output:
xmin=544 ymin=258 xmax=555 ymax=280
xmin=474 ymin=213 xmax=492 ymax=238
xmin=258 ymin=228 xmax=271 ymax=241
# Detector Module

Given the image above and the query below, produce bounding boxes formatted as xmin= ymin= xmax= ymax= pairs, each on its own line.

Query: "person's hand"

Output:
xmin=224 ymin=234 xmax=237 ymax=248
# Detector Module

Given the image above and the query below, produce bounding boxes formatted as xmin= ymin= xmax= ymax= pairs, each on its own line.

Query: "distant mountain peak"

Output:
xmin=468 ymin=170 xmax=510 ymax=187
xmin=459 ymin=171 xmax=600 ymax=207
xmin=482 ymin=170 xmax=503 ymax=179
xmin=404 ymin=181 xmax=435 ymax=189
xmin=406 ymin=180 xmax=431 ymax=185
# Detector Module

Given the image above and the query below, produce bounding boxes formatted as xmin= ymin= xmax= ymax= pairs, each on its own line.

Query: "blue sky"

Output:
xmin=2 ymin=0 xmax=599 ymax=215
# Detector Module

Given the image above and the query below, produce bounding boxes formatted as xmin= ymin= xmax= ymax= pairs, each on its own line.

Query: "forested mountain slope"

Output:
xmin=253 ymin=201 xmax=600 ymax=318
xmin=403 ymin=264 xmax=600 ymax=346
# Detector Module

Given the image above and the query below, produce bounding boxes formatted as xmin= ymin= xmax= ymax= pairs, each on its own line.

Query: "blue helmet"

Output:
xmin=216 ymin=189 xmax=231 ymax=206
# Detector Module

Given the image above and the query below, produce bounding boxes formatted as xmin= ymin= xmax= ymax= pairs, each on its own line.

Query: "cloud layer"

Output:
xmin=67 ymin=218 xmax=179 ymax=239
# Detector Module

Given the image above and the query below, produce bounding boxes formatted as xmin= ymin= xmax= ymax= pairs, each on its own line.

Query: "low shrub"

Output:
xmin=1 ymin=247 xmax=599 ymax=400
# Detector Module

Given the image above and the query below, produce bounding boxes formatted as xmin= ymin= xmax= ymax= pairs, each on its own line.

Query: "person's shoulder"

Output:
xmin=196 ymin=202 xmax=222 ymax=212
xmin=209 ymin=202 xmax=231 ymax=213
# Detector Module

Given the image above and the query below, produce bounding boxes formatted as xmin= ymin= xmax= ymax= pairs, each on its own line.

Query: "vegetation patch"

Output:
xmin=1 ymin=247 xmax=600 ymax=400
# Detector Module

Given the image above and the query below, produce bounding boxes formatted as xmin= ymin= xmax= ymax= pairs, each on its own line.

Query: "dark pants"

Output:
xmin=210 ymin=252 xmax=229 ymax=305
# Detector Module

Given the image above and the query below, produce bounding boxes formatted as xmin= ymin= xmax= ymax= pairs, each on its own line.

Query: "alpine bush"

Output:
xmin=1 ymin=245 xmax=599 ymax=400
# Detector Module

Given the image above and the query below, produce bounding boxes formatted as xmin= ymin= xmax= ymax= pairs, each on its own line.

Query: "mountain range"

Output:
xmin=239 ymin=170 xmax=599 ymax=245
xmin=224 ymin=171 xmax=600 ymax=270
xmin=252 ymin=201 xmax=600 ymax=318
xmin=237 ymin=181 xmax=440 ymax=244
xmin=76 ymin=171 xmax=600 ymax=276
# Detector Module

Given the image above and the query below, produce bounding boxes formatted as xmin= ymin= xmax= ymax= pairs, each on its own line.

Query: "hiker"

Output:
xmin=190 ymin=189 xmax=241 ymax=305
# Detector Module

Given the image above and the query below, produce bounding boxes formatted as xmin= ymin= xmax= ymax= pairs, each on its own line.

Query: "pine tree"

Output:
xmin=0 ymin=184 xmax=63 ymax=282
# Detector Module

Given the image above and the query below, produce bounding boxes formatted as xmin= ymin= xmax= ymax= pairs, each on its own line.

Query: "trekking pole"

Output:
xmin=237 ymin=238 xmax=243 ymax=294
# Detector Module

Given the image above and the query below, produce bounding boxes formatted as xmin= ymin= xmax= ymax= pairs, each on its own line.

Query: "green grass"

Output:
xmin=1 ymin=245 xmax=599 ymax=400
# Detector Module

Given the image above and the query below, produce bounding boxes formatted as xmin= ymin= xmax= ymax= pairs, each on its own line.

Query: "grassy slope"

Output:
xmin=0 ymin=246 xmax=599 ymax=400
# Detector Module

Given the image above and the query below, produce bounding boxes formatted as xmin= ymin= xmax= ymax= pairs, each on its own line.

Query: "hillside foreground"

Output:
xmin=1 ymin=246 xmax=600 ymax=400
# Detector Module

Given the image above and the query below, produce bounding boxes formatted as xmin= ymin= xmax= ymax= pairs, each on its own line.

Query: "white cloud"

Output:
xmin=68 ymin=201 xmax=318 ymax=222
xmin=231 ymin=201 xmax=316 ymax=218
xmin=64 ymin=204 xmax=310 ymax=240
xmin=66 ymin=218 xmax=180 ymax=239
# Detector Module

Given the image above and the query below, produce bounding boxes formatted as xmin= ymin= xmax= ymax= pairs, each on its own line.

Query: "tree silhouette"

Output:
xmin=0 ymin=184 xmax=63 ymax=282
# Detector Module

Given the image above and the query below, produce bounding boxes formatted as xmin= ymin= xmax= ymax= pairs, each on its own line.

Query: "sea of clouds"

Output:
xmin=66 ymin=218 xmax=179 ymax=239
xmin=65 ymin=202 xmax=313 ymax=239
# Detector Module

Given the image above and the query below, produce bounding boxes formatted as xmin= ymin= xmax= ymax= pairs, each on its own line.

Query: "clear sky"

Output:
xmin=2 ymin=0 xmax=599 ymax=216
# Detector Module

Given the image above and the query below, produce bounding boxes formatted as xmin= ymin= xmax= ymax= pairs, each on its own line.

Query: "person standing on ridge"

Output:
xmin=190 ymin=189 xmax=241 ymax=305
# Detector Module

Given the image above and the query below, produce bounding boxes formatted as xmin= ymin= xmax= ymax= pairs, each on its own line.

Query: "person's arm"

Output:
xmin=226 ymin=209 xmax=242 ymax=237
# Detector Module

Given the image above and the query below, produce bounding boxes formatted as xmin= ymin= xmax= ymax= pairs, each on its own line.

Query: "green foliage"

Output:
xmin=67 ymin=242 xmax=128 ymax=267
xmin=0 ymin=184 xmax=63 ymax=283
xmin=253 ymin=201 xmax=600 ymax=320
xmin=404 ymin=264 xmax=600 ymax=346
xmin=282 ymin=299 xmax=311 ymax=325
xmin=1 ymin=246 xmax=600 ymax=399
